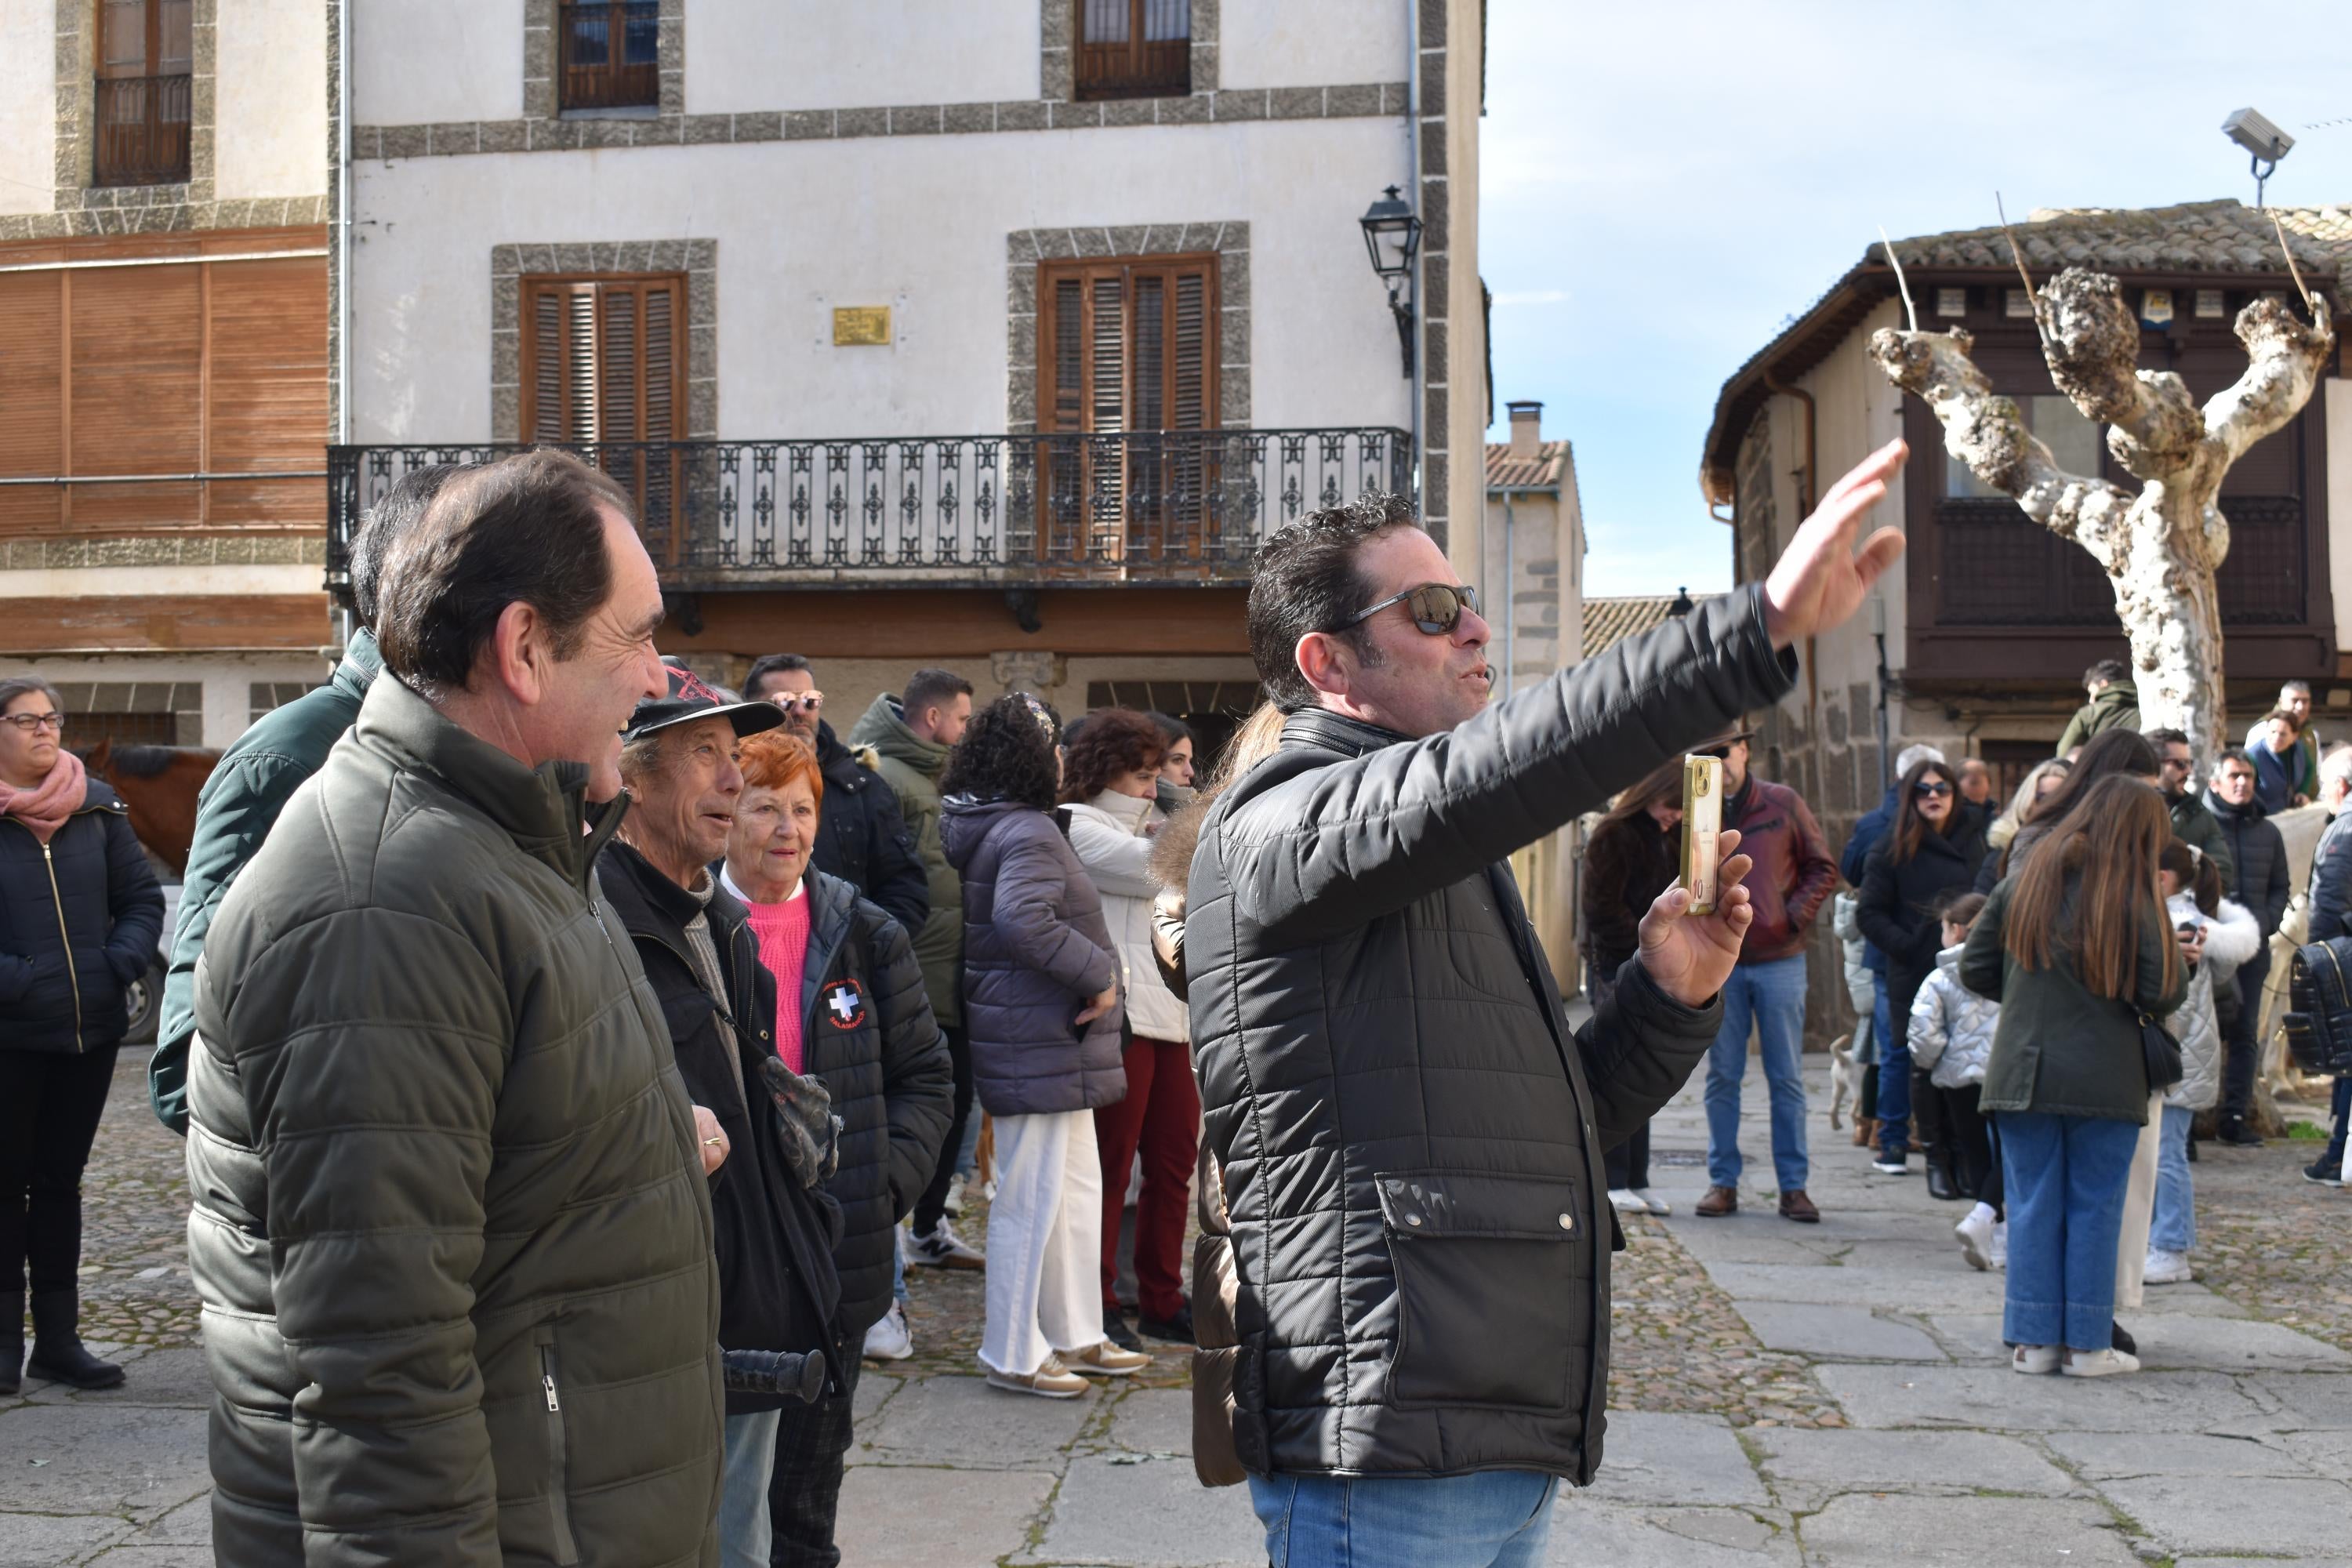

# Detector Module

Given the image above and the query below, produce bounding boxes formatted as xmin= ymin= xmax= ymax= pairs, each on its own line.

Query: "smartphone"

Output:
xmin=1682 ymin=753 xmax=1725 ymax=916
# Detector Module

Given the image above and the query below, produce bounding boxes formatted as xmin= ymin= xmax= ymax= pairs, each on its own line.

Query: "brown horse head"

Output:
xmin=83 ymin=742 xmax=220 ymax=878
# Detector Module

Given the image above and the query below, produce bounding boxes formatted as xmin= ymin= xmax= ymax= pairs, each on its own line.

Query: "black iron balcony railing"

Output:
xmin=94 ymin=74 xmax=192 ymax=187
xmin=325 ymin=428 xmax=1411 ymax=601
xmin=561 ymin=0 xmax=661 ymax=111
xmin=1933 ymin=494 xmax=2310 ymax=628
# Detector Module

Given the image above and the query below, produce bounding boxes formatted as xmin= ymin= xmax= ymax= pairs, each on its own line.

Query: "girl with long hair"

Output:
xmin=1976 ymin=729 xmax=2161 ymax=895
xmin=1960 ymin=776 xmax=2185 ymax=1377
xmin=1857 ymin=758 xmax=1987 ymax=1193
xmin=1579 ymin=757 xmax=1685 ymax=1214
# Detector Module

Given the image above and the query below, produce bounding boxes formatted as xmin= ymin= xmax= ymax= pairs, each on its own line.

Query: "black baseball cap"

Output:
xmin=623 ymin=663 xmax=785 ymax=742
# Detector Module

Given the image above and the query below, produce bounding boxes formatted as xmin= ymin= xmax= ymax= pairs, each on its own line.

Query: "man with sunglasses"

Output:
xmin=1690 ymin=728 xmax=1837 ymax=1222
xmin=1189 ymin=444 xmax=1907 ymax=1567
xmin=2204 ymin=747 xmax=2289 ymax=1147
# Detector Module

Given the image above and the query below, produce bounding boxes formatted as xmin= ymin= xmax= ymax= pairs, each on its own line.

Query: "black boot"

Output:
xmin=1925 ymin=1156 xmax=1958 ymax=1202
xmin=25 ymin=1289 xmax=123 ymax=1390
xmin=1 ymin=1289 xmax=21 ymax=1397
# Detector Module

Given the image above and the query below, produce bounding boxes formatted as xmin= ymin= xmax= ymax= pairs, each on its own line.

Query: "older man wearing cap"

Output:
xmin=1694 ymin=727 xmax=1838 ymax=1222
xmin=596 ymin=664 xmax=854 ymax=1567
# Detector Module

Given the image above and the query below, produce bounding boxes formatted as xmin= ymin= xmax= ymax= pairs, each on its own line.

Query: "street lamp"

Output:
xmin=1359 ymin=184 xmax=1423 ymax=378
xmin=2222 ymin=107 xmax=2294 ymax=209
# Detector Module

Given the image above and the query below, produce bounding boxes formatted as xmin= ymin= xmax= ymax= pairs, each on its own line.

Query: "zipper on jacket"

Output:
xmin=41 ymin=842 xmax=85 ymax=1051
xmin=537 ymin=1339 xmax=581 ymax=1566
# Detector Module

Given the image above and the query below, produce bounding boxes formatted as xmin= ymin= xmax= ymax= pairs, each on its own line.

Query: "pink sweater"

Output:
xmin=728 ymin=873 xmax=811 ymax=1073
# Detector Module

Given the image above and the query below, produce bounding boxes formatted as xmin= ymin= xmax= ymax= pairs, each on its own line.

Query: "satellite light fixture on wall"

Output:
xmin=1359 ymin=184 xmax=1423 ymax=378
xmin=2222 ymin=107 xmax=2294 ymax=208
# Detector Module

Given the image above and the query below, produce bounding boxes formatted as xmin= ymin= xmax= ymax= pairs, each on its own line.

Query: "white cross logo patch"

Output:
xmin=823 ymin=981 xmax=866 ymax=1029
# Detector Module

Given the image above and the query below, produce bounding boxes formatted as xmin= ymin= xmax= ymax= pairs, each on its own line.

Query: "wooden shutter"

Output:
xmin=517 ymin=273 xmax=687 ymax=557
xmin=71 ymin=262 xmax=202 ymax=529
xmin=205 ymin=257 xmax=328 ymax=527
xmin=1036 ymin=254 xmax=1218 ymax=435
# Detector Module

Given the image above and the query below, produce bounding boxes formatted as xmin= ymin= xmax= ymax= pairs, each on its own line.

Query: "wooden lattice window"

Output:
xmin=94 ymin=0 xmax=193 ymax=187
xmin=1073 ymin=0 xmax=1191 ymax=101
xmin=519 ymin=274 xmax=685 ymax=553
xmin=560 ymin=0 xmax=660 ymax=112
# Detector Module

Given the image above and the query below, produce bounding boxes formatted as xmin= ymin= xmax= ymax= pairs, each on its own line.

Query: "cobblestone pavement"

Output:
xmin=8 ymin=1050 xmax=2350 ymax=1565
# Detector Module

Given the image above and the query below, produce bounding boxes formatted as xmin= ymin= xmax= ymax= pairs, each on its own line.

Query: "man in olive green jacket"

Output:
xmin=188 ymin=452 xmax=726 ymax=1566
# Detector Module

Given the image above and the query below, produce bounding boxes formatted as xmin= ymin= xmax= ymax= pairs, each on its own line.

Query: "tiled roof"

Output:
xmin=1486 ymin=438 xmax=1571 ymax=490
xmin=1879 ymin=199 xmax=2352 ymax=284
xmin=1582 ymin=592 xmax=1716 ymax=661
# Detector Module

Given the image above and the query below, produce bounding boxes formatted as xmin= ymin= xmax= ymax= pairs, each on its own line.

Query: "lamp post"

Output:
xmin=2222 ymin=107 xmax=2293 ymax=209
xmin=1359 ymin=184 xmax=1423 ymax=379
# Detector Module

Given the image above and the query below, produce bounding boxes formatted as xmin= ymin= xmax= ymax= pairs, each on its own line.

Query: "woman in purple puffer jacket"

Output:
xmin=939 ymin=694 xmax=1146 ymax=1399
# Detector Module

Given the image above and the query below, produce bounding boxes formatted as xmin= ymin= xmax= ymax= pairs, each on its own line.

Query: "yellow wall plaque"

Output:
xmin=832 ymin=306 xmax=892 ymax=346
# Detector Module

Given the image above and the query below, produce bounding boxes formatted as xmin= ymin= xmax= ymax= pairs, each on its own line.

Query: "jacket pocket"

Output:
xmin=534 ymin=1327 xmax=582 ymax=1567
xmin=1376 ymin=1170 xmax=1581 ymax=1412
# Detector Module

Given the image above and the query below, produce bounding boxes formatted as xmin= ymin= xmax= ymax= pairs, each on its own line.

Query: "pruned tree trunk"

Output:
xmin=1870 ymin=269 xmax=2333 ymax=760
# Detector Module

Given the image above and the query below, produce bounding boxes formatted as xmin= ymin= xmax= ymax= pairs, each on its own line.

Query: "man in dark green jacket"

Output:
xmin=2056 ymin=659 xmax=2140 ymax=757
xmin=152 ymin=463 xmax=462 ymax=1133
xmin=187 ymin=452 xmax=727 ymax=1566
xmin=2146 ymin=728 xmax=2234 ymax=892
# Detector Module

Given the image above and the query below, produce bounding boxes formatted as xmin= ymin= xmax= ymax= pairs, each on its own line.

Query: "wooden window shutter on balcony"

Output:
xmin=518 ymin=273 xmax=686 ymax=557
xmin=0 ymin=272 xmax=66 ymax=536
xmin=1036 ymin=256 xmax=1218 ymax=435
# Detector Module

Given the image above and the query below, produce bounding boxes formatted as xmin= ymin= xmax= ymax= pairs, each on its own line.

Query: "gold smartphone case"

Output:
xmin=1682 ymin=754 xmax=1724 ymax=916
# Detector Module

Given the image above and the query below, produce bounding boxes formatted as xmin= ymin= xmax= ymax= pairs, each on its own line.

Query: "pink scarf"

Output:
xmin=0 ymin=749 xmax=87 ymax=844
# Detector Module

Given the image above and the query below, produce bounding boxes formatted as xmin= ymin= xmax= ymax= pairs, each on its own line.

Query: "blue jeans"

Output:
xmin=1704 ymin=954 xmax=1811 ymax=1192
xmin=2323 ymin=1076 xmax=2352 ymax=1171
xmin=892 ymin=1221 xmax=909 ymax=1305
xmin=2150 ymin=1104 xmax=2195 ymax=1254
xmin=719 ymin=1409 xmax=780 ymax=1568
xmin=1999 ymin=1110 xmax=2141 ymax=1350
xmin=1250 ymin=1472 xmax=1559 ymax=1568
xmin=1873 ymin=975 xmax=1911 ymax=1157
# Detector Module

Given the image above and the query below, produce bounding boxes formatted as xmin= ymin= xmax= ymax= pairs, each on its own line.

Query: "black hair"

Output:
xmin=374 ymin=449 xmax=626 ymax=692
xmin=942 ymin=694 xmax=1063 ymax=811
xmin=1147 ymin=711 xmax=1193 ymax=746
xmin=1933 ymin=888 xmax=1987 ymax=927
xmin=2085 ymin=658 xmax=2131 ymax=689
xmin=2024 ymin=727 xmax=2161 ymax=828
xmin=350 ymin=463 xmax=464 ymax=630
xmin=1247 ymin=490 xmax=1421 ymax=713
xmin=2212 ymin=746 xmax=2253 ymax=775
xmin=903 ymin=666 xmax=975 ymax=720
xmin=2143 ymin=726 xmax=2190 ymax=750
xmin=745 ymin=653 xmax=812 ymax=698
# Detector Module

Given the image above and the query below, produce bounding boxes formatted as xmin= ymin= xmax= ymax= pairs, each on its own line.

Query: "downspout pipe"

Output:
xmin=1406 ymin=0 xmax=1423 ymax=504
xmin=333 ymin=0 xmax=354 ymax=652
xmin=1762 ymin=368 xmax=1821 ymax=774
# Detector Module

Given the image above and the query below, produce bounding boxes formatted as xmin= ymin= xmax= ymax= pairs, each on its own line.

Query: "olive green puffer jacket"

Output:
xmin=187 ymin=676 xmax=723 ymax=1568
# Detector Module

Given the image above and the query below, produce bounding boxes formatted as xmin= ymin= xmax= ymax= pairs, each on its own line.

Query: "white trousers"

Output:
xmin=981 ymin=1109 xmax=1105 ymax=1377
xmin=2112 ymin=1091 xmax=2165 ymax=1310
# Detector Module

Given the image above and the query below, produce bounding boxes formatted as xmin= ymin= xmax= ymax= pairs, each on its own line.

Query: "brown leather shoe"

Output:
xmin=1696 ymin=1185 xmax=1738 ymax=1218
xmin=1778 ymin=1189 xmax=1821 ymax=1224
xmin=1850 ymin=1116 xmax=1875 ymax=1149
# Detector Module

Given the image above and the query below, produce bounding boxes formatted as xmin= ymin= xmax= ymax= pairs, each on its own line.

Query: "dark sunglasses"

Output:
xmin=1342 ymin=582 xmax=1482 ymax=637
xmin=1914 ymin=780 xmax=1955 ymax=798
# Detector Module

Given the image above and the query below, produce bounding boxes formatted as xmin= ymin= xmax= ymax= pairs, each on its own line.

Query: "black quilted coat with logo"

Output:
xmin=1186 ymin=585 xmax=1797 ymax=1484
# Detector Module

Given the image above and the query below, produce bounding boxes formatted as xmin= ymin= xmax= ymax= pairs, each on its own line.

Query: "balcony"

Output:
xmin=325 ymin=427 xmax=1412 ymax=601
xmin=93 ymin=74 xmax=191 ymax=187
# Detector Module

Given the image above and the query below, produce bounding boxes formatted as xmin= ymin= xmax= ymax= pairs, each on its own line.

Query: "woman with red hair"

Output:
xmin=720 ymin=728 xmax=953 ymax=1561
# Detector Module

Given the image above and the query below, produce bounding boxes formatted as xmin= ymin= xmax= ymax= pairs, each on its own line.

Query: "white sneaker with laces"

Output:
xmin=1637 ymin=1189 xmax=1671 ymax=1217
xmin=906 ymin=1218 xmax=985 ymax=1270
xmin=2012 ymin=1344 xmax=2060 ymax=1374
xmin=2062 ymin=1347 xmax=2140 ymax=1377
xmin=944 ymin=1173 xmax=967 ymax=1217
xmin=986 ymin=1353 xmax=1087 ymax=1399
xmin=2143 ymin=1248 xmax=2192 ymax=1285
xmin=863 ymin=1301 xmax=913 ymax=1362
xmin=1871 ymin=1156 xmax=1909 ymax=1175
xmin=1608 ymin=1188 xmax=1647 ymax=1214
xmin=1955 ymin=1207 xmax=1994 ymax=1272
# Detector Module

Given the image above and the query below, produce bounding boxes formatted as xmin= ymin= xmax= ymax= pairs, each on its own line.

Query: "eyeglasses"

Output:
xmin=2 ymin=713 xmax=64 ymax=734
xmin=1914 ymin=780 xmax=1955 ymax=798
xmin=1694 ymin=742 xmax=1742 ymax=760
xmin=1341 ymin=582 xmax=1482 ymax=637
xmin=771 ymin=692 xmax=824 ymax=714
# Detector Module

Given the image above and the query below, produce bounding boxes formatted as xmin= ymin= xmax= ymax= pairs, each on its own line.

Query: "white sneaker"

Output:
xmin=863 ymin=1301 xmax=913 ymax=1362
xmin=2143 ymin=1248 xmax=2192 ymax=1286
xmin=1636 ymin=1189 xmax=1672 ymax=1217
xmin=943 ymin=1173 xmax=967 ymax=1217
xmin=906 ymin=1218 xmax=985 ymax=1270
xmin=2012 ymin=1344 xmax=2060 ymax=1374
xmin=1955 ymin=1209 xmax=1994 ymax=1272
xmin=1991 ymin=1221 xmax=2008 ymax=1271
xmin=2062 ymin=1347 xmax=2140 ymax=1377
xmin=1608 ymin=1188 xmax=1648 ymax=1214
xmin=986 ymin=1352 xmax=1087 ymax=1399
xmin=1871 ymin=1156 xmax=1910 ymax=1175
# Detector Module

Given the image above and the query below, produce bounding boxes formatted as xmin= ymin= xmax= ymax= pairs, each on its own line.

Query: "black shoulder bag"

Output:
xmin=2133 ymin=1006 xmax=2184 ymax=1094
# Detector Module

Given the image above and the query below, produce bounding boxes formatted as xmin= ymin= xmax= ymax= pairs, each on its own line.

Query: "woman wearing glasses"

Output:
xmin=1857 ymin=757 xmax=1987 ymax=1197
xmin=0 ymin=676 xmax=165 ymax=1394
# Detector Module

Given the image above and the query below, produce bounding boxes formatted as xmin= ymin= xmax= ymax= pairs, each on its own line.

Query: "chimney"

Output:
xmin=1506 ymin=399 xmax=1543 ymax=460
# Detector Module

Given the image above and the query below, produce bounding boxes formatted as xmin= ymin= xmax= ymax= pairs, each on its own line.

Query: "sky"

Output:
xmin=1478 ymin=0 xmax=2352 ymax=599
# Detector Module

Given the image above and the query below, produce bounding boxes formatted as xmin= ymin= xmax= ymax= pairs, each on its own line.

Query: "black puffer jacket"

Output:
xmin=1856 ymin=827 xmax=1986 ymax=1026
xmin=808 ymin=721 xmax=930 ymax=942
xmin=1579 ymin=811 xmax=1679 ymax=977
xmin=1 ymin=776 xmax=164 ymax=1054
xmin=940 ymin=797 xmax=1125 ymax=1116
xmin=731 ymin=866 xmax=953 ymax=1336
xmin=2205 ymin=789 xmax=2291 ymax=936
xmin=598 ymin=842 xmax=841 ymax=1414
xmin=1187 ymin=584 xmax=1795 ymax=1486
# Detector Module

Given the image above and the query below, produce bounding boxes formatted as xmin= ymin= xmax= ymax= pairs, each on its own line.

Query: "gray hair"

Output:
xmin=0 ymin=676 xmax=62 ymax=717
xmin=2320 ymin=742 xmax=2352 ymax=797
xmin=2281 ymin=679 xmax=2313 ymax=699
xmin=1894 ymin=742 xmax=1947 ymax=779
xmin=619 ymin=727 xmax=672 ymax=787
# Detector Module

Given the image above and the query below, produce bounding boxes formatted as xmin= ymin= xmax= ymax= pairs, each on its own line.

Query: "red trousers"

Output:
xmin=1093 ymin=1035 xmax=1201 ymax=1319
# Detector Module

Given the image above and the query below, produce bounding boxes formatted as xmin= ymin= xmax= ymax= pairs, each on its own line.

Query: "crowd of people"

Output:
xmin=4 ymin=428 xmax=2347 ymax=1565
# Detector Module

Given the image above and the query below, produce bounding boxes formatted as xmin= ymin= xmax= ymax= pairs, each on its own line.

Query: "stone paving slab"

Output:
xmin=1746 ymin=1426 xmax=2078 ymax=1512
xmin=833 ymin=1465 xmax=1057 ymax=1568
xmin=125 ymin=1494 xmax=211 ymax=1545
xmin=0 ymin=1404 xmax=210 ymax=1522
xmin=24 ymin=1348 xmax=212 ymax=1409
xmin=1542 ymin=1499 xmax=1800 ymax=1566
xmin=2043 ymin=1431 xmax=2318 ymax=1479
xmin=1926 ymin=1311 xmax=2345 ymax=1372
xmin=1732 ymin=1301 xmax=1945 ymax=1362
xmin=1102 ymin=1387 xmax=1194 ymax=1457
xmin=2098 ymin=1474 xmax=2352 ymax=1558
xmin=1813 ymin=1363 xmax=2269 ymax=1432
xmin=82 ymin=1548 xmax=211 ymax=1566
xmin=853 ymin=1374 xmax=1103 ymax=1469
xmin=2231 ymin=1372 xmax=2352 ymax=1432
xmin=0 ymin=1511 xmax=135 ymax=1568
xmin=1664 ymin=1228 xmax=1844 ymax=1267
xmin=1792 ymin=1494 xmax=2141 ymax=1567
xmin=1019 ymin=1453 xmax=1266 ymax=1567
xmin=1576 ymin=1412 xmax=1769 ymax=1508
xmin=1697 ymin=1263 xmax=2004 ymax=1313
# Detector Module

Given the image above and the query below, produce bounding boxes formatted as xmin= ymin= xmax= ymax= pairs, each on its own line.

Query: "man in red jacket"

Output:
xmin=1693 ymin=729 xmax=1838 ymax=1222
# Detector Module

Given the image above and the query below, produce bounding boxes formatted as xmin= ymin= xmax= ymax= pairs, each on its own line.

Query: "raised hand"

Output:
xmin=1636 ymin=829 xmax=1756 ymax=1007
xmin=1762 ymin=439 xmax=1908 ymax=648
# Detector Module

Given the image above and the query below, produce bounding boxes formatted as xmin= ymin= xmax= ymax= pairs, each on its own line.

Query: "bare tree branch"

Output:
xmin=2039 ymin=271 xmax=2201 ymax=472
xmin=2209 ymin=293 xmax=2334 ymax=465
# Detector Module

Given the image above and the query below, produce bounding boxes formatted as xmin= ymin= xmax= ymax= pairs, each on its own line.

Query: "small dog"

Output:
xmin=1826 ymin=1032 xmax=1857 ymax=1131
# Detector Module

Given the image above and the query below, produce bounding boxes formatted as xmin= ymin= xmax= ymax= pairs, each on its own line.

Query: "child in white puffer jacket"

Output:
xmin=1909 ymin=890 xmax=2003 ymax=1271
